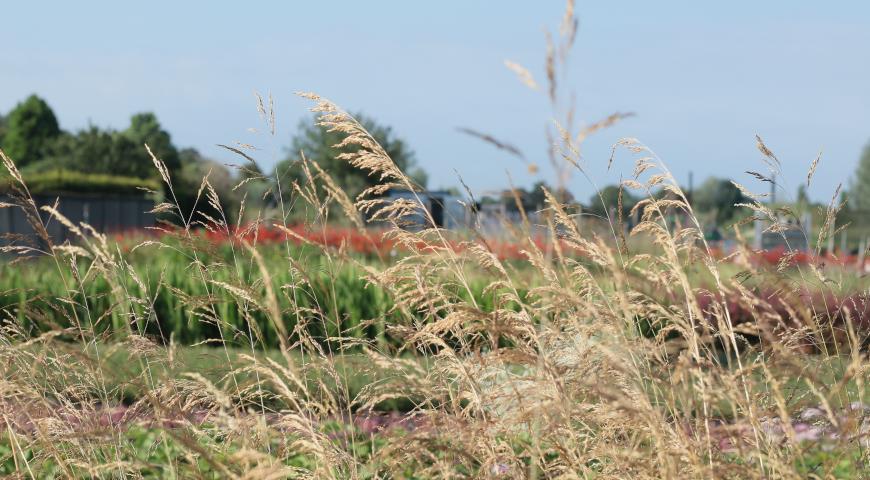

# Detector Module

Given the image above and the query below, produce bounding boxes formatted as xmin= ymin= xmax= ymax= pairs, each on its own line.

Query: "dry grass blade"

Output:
xmin=504 ymin=60 xmax=539 ymax=90
xmin=545 ymin=31 xmax=556 ymax=104
xmin=755 ymin=134 xmax=781 ymax=171
xmin=577 ymin=112 xmax=634 ymax=143
xmin=217 ymin=143 xmax=259 ymax=166
xmin=807 ymin=150 xmax=822 ymax=187
xmin=455 ymin=127 xmax=527 ymax=161
xmin=1 ymin=6 xmax=865 ymax=479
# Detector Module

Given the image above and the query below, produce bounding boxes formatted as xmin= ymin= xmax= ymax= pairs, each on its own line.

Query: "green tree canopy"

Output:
xmin=2 ymin=94 xmax=61 ymax=167
xmin=499 ymin=186 xmax=533 ymax=213
xmin=29 ymin=125 xmax=157 ymax=180
xmin=174 ymin=148 xmax=240 ymax=225
xmin=500 ymin=181 xmax=575 ymax=213
xmin=275 ymin=113 xmax=427 ymax=199
xmin=796 ymin=184 xmax=810 ymax=205
xmin=586 ymin=184 xmax=638 ymax=218
xmin=795 ymin=184 xmax=812 ymax=214
xmin=124 ymin=112 xmax=180 ymax=174
xmin=1 ymin=104 xmax=179 ymax=181
xmin=692 ymin=177 xmax=746 ymax=225
xmin=0 ymin=113 xmax=7 ymax=146
xmin=849 ymin=141 xmax=870 ymax=214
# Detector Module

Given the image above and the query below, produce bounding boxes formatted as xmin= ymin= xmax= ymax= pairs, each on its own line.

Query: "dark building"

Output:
xmin=0 ymin=192 xmax=156 ymax=249
xmin=382 ymin=190 xmax=472 ymax=230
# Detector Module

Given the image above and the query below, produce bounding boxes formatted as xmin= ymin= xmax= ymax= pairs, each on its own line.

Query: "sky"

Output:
xmin=2 ymin=1 xmax=869 ymax=203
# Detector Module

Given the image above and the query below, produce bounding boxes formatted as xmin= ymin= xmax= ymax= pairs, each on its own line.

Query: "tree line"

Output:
xmin=2 ymin=93 xmax=869 ymax=229
xmin=0 ymin=95 xmax=179 ymax=179
xmin=0 ymin=95 xmax=238 ymax=224
xmin=0 ymin=95 xmax=433 ymax=226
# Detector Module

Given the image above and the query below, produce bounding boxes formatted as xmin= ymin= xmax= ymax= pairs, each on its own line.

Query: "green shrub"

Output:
xmin=0 ymin=169 xmax=159 ymax=195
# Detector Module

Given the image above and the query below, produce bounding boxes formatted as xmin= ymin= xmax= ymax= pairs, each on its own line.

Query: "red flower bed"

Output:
xmin=117 ymin=222 xmax=869 ymax=271
xmin=201 ymin=225 xmax=399 ymax=257
xmin=170 ymin=224 xmax=554 ymax=261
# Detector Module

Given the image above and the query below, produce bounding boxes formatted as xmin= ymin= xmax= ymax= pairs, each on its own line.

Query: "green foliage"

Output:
xmin=1 ymin=169 xmax=159 ymax=195
xmin=499 ymin=181 xmax=574 ymax=213
xmin=793 ymin=447 xmax=865 ymax=479
xmin=586 ymin=184 xmax=638 ymax=218
xmin=0 ymin=423 xmax=324 ymax=477
xmin=692 ymin=177 xmax=746 ymax=225
xmin=1 ymin=94 xmax=61 ymax=167
xmin=0 ymin=418 xmax=426 ymax=478
xmin=0 ymin=96 xmax=239 ymax=226
xmin=275 ymin=113 xmax=427 ymax=200
xmin=28 ymin=125 xmax=158 ymax=179
xmin=796 ymin=184 xmax=810 ymax=206
xmin=173 ymin=148 xmax=241 ymax=225
xmin=0 ymin=97 xmax=266 ymax=227
xmin=849 ymin=141 xmax=870 ymax=215
xmin=794 ymin=183 xmax=813 ymax=218
xmin=0 ymin=98 xmax=182 ymax=182
xmin=0 ymin=96 xmax=182 ymax=183
xmin=2 ymin=243 xmax=385 ymax=347
xmin=124 ymin=112 xmax=181 ymax=173
xmin=0 ymin=241 xmax=500 ymax=352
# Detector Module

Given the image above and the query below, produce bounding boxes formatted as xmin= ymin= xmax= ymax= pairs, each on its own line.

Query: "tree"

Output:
xmin=2 ymin=94 xmax=61 ymax=167
xmin=33 ymin=127 xmax=113 ymax=174
xmin=275 ymin=113 xmax=427 ymax=199
xmin=796 ymin=184 xmax=810 ymax=205
xmin=123 ymin=112 xmax=180 ymax=174
xmin=31 ymin=126 xmax=156 ymax=179
xmin=0 ymin=113 xmax=6 ymax=147
xmin=692 ymin=177 xmax=746 ymax=225
xmin=795 ymin=184 xmax=811 ymax=214
xmin=174 ymin=148 xmax=240 ymax=225
xmin=501 ymin=181 xmax=575 ymax=213
xmin=499 ymin=186 xmax=532 ymax=213
xmin=850 ymin=141 xmax=870 ymax=214
xmin=586 ymin=184 xmax=638 ymax=218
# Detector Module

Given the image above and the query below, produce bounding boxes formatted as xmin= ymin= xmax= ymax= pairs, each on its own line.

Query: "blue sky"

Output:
xmin=2 ymin=1 xmax=868 ymax=202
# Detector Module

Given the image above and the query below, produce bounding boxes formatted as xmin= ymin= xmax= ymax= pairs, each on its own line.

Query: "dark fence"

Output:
xmin=0 ymin=193 xmax=155 ymax=247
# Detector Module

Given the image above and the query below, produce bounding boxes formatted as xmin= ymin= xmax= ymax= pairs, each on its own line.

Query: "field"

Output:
xmin=3 ymin=6 xmax=870 ymax=479
xmin=3 ymin=114 xmax=870 ymax=478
